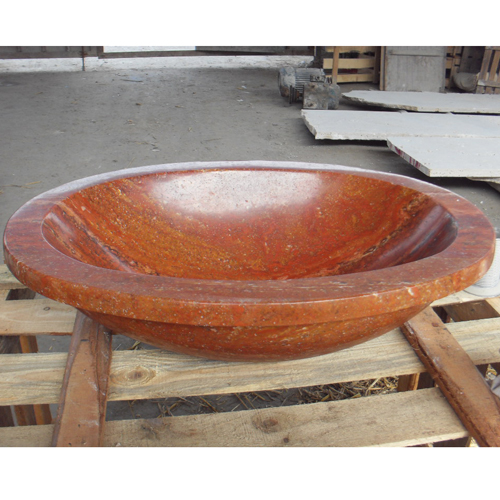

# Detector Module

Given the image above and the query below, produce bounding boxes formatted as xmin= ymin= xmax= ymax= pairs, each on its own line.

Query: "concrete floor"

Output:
xmin=1 ymin=54 xmax=500 ymax=421
xmin=2 ymin=55 xmax=500 ymax=235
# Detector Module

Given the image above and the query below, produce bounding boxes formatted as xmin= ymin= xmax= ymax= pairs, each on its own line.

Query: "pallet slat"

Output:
xmin=1 ymin=316 xmax=500 ymax=406
xmin=0 ymin=388 xmax=467 ymax=447
xmin=1 ymin=263 xmax=500 ymax=447
xmin=477 ymin=47 xmax=500 ymax=94
xmin=0 ymin=266 xmax=25 ymax=290
xmin=51 ymin=312 xmax=112 ymax=447
xmin=322 ymin=46 xmax=380 ymax=84
xmin=323 ymin=57 xmax=376 ymax=70
xmin=402 ymin=308 xmax=500 ymax=447
xmin=0 ymin=298 xmax=76 ymax=335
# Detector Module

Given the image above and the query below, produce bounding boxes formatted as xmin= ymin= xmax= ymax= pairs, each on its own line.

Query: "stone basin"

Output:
xmin=3 ymin=161 xmax=495 ymax=361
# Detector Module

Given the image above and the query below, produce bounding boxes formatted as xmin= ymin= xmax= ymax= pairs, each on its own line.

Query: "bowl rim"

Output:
xmin=3 ymin=161 xmax=495 ymax=327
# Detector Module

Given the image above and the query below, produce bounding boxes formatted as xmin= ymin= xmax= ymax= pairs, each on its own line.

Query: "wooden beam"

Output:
xmin=2 ymin=315 xmax=500 ymax=406
xmin=443 ymin=300 xmax=500 ymax=322
xmin=0 ymin=265 xmax=24 ymax=290
xmin=402 ymin=307 xmax=500 ymax=447
xmin=0 ymin=388 xmax=467 ymax=447
xmin=0 ymin=331 xmax=51 ymax=426
xmin=51 ymin=312 xmax=112 ymax=447
xmin=323 ymin=58 xmax=376 ymax=70
xmin=0 ymin=298 xmax=76 ymax=335
xmin=337 ymin=74 xmax=375 ymax=83
xmin=325 ymin=46 xmax=378 ymax=53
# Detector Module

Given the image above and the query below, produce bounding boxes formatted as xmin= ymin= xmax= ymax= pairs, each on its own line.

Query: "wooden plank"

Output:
xmin=486 ymin=297 xmax=500 ymax=315
xmin=0 ymin=265 xmax=25 ymax=290
xmin=18 ymin=335 xmax=52 ymax=425
xmin=323 ymin=58 xmax=376 ymax=70
xmin=432 ymin=290 xmax=485 ymax=307
xmin=1 ymin=287 xmax=53 ymax=425
xmin=0 ymin=389 xmax=468 ymax=447
xmin=397 ymin=373 xmax=419 ymax=392
xmin=51 ymin=312 xmax=112 ymax=447
xmin=2 ymin=316 xmax=500 ymax=406
xmin=0 ymin=388 xmax=467 ymax=447
xmin=0 ymin=298 xmax=76 ymax=335
xmin=0 ymin=291 xmax=16 ymax=428
xmin=331 ymin=47 xmax=340 ymax=82
xmin=336 ymin=74 xmax=376 ymax=83
xmin=477 ymin=80 xmax=500 ymax=89
xmin=12 ymin=335 xmax=52 ymax=426
xmin=0 ymin=333 xmax=38 ymax=427
xmin=103 ymin=387 xmax=466 ymax=447
xmin=490 ymin=50 xmax=500 ymax=83
xmin=444 ymin=300 xmax=500 ymax=322
xmin=447 ymin=46 xmax=463 ymax=90
xmin=325 ymin=46 xmax=377 ymax=53
xmin=477 ymin=48 xmax=493 ymax=94
xmin=402 ymin=307 xmax=500 ymax=447
xmin=0 ymin=407 xmax=15 ymax=427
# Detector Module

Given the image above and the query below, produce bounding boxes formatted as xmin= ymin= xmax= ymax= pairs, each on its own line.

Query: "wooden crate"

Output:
xmin=446 ymin=46 xmax=463 ymax=89
xmin=1 ymin=264 xmax=500 ymax=447
xmin=323 ymin=46 xmax=380 ymax=84
xmin=476 ymin=46 xmax=500 ymax=94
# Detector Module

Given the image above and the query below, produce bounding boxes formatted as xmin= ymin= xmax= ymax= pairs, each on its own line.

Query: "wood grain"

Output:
xmin=51 ymin=312 xmax=112 ymax=447
xmin=0 ymin=388 xmax=467 ymax=447
xmin=402 ymin=307 xmax=500 ymax=447
xmin=2 ymin=316 xmax=500 ymax=406
xmin=323 ymin=58 xmax=376 ymax=70
xmin=444 ymin=300 xmax=500 ymax=322
xmin=0 ymin=298 xmax=76 ymax=335
xmin=0 ymin=265 xmax=24 ymax=290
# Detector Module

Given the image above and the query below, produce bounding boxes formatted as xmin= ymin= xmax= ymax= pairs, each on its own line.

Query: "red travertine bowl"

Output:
xmin=3 ymin=161 xmax=495 ymax=361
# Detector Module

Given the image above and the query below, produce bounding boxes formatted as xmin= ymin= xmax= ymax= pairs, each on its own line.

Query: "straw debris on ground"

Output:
xmin=116 ymin=376 xmax=400 ymax=420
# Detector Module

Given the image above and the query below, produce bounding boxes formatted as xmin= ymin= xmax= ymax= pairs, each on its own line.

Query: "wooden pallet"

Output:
xmin=323 ymin=46 xmax=380 ymax=84
xmin=446 ymin=46 xmax=463 ymax=89
xmin=476 ymin=46 xmax=500 ymax=94
xmin=1 ymin=263 xmax=500 ymax=447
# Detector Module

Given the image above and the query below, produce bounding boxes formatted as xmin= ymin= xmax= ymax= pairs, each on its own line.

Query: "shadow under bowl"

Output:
xmin=3 ymin=161 xmax=495 ymax=361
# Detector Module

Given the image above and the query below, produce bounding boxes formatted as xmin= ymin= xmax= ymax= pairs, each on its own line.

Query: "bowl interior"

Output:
xmin=41 ymin=168 xmax=457 ymax=280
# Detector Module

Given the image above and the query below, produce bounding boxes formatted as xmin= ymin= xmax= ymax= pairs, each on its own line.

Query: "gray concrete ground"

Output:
xmin=2 ymin=54 xmax=500 ymax=421
xmin=2 ymin=54 xmax=499 ymax=235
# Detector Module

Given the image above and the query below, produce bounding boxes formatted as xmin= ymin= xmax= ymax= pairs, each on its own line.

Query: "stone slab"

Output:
xmin=301 ymin=110 xmax=500 ymax=141
xmin=343 ymin=91 xmax=500 ymax=114
xmin=387 ymin=137 xmax=500 ymax=177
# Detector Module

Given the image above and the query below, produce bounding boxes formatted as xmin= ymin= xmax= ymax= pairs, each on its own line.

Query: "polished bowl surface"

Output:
xmin=3 ymin=161 xmax=495 ymax=361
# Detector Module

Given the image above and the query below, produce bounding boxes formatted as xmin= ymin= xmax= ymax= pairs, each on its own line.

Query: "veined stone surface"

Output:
xmin=3 ymin=161 xmax=495 ymax=361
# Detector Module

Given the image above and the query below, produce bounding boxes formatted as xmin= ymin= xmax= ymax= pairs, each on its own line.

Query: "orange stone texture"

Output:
xmin=3 ymin=161 xmax=495 ymax=361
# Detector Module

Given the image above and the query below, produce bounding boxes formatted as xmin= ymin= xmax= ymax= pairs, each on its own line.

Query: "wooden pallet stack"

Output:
xmin=1 ymin=264 xmax=500 ymax=447
xmin=322 ymin=46 xmax=380 ymax=84
xmin=476 ymin=47 xmax=500 ymax=94
xmin=446 ymin=46 xmax=464 ymax=89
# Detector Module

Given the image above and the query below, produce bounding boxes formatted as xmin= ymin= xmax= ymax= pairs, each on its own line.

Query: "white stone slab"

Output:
xmin=387 ymin=137 xmax=500 ymax=177
xmin=302 ymin=110 xmax=500 ymax=141
xmin=343 ymin=91 xmax=500 ymax=114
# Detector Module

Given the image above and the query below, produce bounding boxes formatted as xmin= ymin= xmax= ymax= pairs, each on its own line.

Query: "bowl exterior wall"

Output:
xmin=82 ymin=305 xmax=426 ymax=362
